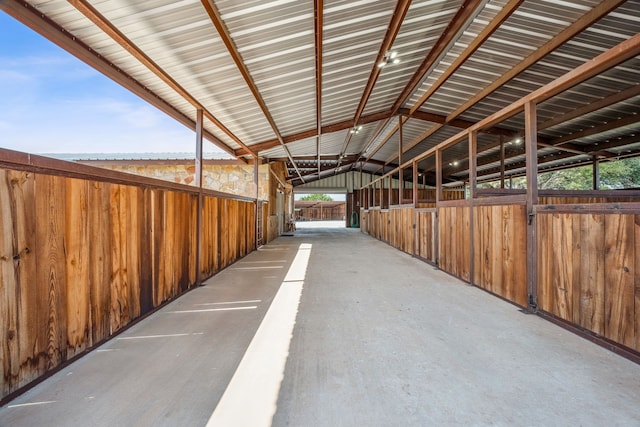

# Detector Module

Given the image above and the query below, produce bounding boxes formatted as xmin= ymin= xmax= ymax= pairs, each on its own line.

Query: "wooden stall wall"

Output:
xmin=0 ymin=166 xmax=257 ymax=401
xmin=415 ymin=209 xmax=435 ymax=262
xmin=360 ymin=210 xmax=368 ymax=234
xmin=389 ymin=207 xmax=414 ymax=255
xmin=380 ymin=210 xmax=390 ymax=243
xmin=537 ymin=211 xmax=640 ymax=353
xmin=472 ymin=204 xmax=527 ymax=307
xmin=438 ymin=205 xmax=470 ymax=282
xmin=368 ymin=209 xmax=380 ymax=239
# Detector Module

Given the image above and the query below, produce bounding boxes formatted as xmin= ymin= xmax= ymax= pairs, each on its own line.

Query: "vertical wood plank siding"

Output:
xmin=537 ymin=211 xmax=639 ymax=351
xmin=1 ymin=167 xmax=257 ymax=400
xmin=472 ymin=204 xmax=527 ymax=307
xmin=362 ymin=195 xmax=639 ymax=356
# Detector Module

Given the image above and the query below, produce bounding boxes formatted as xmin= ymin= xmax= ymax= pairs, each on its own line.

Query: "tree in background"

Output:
xmin=538 ymin=157 xmax=640 ymax=190
xmin=299 ymin=193 xmax=334 ymax=201
xmin=478 ymin=157 xmax=640 ymax=190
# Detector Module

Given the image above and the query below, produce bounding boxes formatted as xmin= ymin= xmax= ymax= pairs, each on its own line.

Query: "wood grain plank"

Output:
xmin=9 ymin=171 xmax=38 ymax=389
xmin=0 ymin=170 xmax=19 ymax=395
xmin=502 ymin=206 xmax=514 ymax=301
xmin=553 ymin=214 xmax=573 ymax=320
xmin=35 ymin=174 xmax=67 ymax=371
xmin=490 ymin=206 xmax=502 ymax=295
xmin=64 ymin=178 xmax=90 ymax=359
xmin=164 ymin=190 xmax=176 ymax=300
xmin=126 ymin=186 xmax=142 ymax=319
xmin=537 ymin=213 xmax=554 ymax=313
xmin=88 ymin=181 xmax=111 ymax=342
xmin=635 ymin=214 xmax=640 ymax=352
xmin=220 ymin=199 xmax=229 ymax=268
xmin=109 ymin=184 xmax=126 ymax=332
xmin=512 ymin=205 xmax=528 ymax=307
xmin=152 ymin=189 xmax=165 ymax=307
xmin=604 ymin=214 xmax=635 ymax=348
xmin=462 ymin=207 xmax=470 ymax=282
xmin=471 ymin=206 xmax=481 ymax=286
xmin=189 ymin=194 xmax=197 ymax=286
xmin=139 ymin=187 xmax=153 ymax=314
xmin=579 ymin=213 xmax=605 ymax=334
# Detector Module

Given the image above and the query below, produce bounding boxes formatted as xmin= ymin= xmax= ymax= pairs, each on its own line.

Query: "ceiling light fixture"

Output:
xmin=350 ymin=125 xmax=363 ymax=134
xmin=378 ymin=50 xmax=400 ymax=68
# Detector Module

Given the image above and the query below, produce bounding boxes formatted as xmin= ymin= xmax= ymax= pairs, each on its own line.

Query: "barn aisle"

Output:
xmin=1 ymin=226 xmax=639 ymax=426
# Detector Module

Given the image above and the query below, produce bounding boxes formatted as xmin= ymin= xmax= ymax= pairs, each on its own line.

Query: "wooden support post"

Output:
xmin=412 ymin=160 xmax=418 ymax=257
xmin=500 ymin=135 xmax=505 ymax=189
xmin=593 ymin=155 xmax=600 ymax=190
xmin=412 ymin=161 xmax=418 ymax=208
xmin=435 ymin=149 xmax=442 ymax=266
xmin=468 ymin=131 xmax=477 ymax=285
xmin=359 ymin=167 xmax=363 ymax=209
xmin=398 ymin=115 xmax=404 ymax=204
xmin=195 ymin=108 xmax=203 ymax=286
xmin=525 ymin=101 xmax=538 ymax=310
xmin=254 ymin=156 xmax=259 ymax=248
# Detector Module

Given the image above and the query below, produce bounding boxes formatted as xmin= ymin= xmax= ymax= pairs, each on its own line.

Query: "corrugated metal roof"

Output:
xmin=3 ymin=0 xmax=639 ymax=186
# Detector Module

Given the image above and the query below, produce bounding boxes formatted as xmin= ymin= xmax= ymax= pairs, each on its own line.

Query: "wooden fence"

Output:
xmin=361 ymin=191 xmax=640 ymax=357
xmin=0 ymin=153 xmax=258 ymax=401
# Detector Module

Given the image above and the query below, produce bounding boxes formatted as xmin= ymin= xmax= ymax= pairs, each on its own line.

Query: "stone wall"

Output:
xmin=96 ymin=163 xmax=270 ymax=200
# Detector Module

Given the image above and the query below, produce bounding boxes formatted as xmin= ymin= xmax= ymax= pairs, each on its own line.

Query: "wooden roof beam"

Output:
xmin=550 ymin=114 xmax=640 ymax=147
xmin=336 ymin=0 xmax=413 ymax=165
xmin=445 ymin=0 xmax=626 ymax=124
xmin=352 ymin=0 xmax=485 ymax=171
xmin=234 ymin=109 xmax=394 ymax=157
xmin=409 ymin=0 xmax=524 ymax=115
xmin=391 ymin=0 xmax=485 ymax=115
xmin=539 ymin=84 xmax=640 ymax=131
xmin=201 ymin=0 xmax=304 ymax=181
xmin=66 ymin=0 xmax=255 ymax=158
xmin=3 ymin=0 xmax=237 ymax=157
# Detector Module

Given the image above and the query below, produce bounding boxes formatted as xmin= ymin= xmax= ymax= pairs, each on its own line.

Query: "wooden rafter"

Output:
xmin=409 ymin=0 xmax=524 ymax=115
xmin=336 ymin=0 xmax=413 ymax=166
xmin=391 ymin=0 xmax=485 ymax=114
xmin=1 ymin=0 xmax=238 ymax=157
xmin=234 ymin=109 xmax=393 ymax=157
xmin=66 ymin=0 xmax=256 ymax=158
xmin=396 ymin=32 xmax=640 ymax=173
xmin=445 ymin=0 xmax=626 ymax=123
xmin=365 ymin=116 xmax=409 ymax=163
xmin=370 ymin=0 xmax=627 ymax=174
xmin=550 ymin=114 xmax=639 ymax=147
xmin=200 ymin=0 xmax=304 ymax=181
xmin=377 ymin=0 xmax=521 ymax=167
xmin=352 ymin=0 xmax=485 ymax=172
xmin=538 ymin=84 xmax=640 ymax=131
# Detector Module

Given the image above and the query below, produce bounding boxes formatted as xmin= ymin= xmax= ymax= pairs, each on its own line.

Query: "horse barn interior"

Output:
xmin=1 ymin=0 xmax=640 ymax=425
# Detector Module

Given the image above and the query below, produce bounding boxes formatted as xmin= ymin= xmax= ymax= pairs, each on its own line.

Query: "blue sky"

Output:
xmin=0 ymin=12 xmax=225 ymax=155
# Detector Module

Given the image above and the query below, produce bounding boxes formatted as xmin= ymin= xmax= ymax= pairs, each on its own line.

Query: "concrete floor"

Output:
xmin=1 ymin=224 xmax=639 ymax=426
